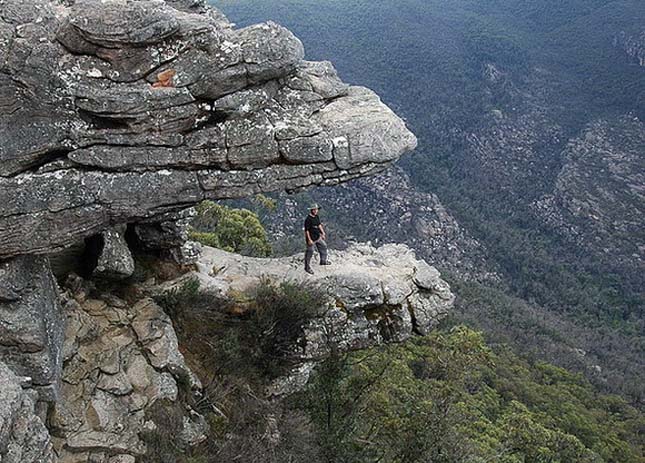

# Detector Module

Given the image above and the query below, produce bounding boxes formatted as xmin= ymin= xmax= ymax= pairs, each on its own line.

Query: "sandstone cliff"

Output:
xmin=0 ymin=1 xmax=447 ymax=461
xmin=0 ymin=0 xmax=416 ymax=259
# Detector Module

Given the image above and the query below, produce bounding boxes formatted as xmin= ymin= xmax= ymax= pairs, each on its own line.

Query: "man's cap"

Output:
xmin=309 ymin=203 xmax=320 ymax=210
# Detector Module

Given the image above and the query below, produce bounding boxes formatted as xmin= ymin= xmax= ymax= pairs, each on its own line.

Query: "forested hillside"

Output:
xmin=149 ymin=268 xmax=645 ymax=462
xmin=297 ymin=326 xmax=644 ymax=463
xmin=213 ymin=0 xmax=645 ymax=405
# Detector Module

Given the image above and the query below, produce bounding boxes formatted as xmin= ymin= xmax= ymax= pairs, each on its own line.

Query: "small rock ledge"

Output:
xmin=190 ymin=243 xmax=455 ymax=395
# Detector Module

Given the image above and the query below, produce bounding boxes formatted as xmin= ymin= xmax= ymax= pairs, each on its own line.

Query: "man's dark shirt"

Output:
xmin=304 ymin=214 xmax=322 ymax=241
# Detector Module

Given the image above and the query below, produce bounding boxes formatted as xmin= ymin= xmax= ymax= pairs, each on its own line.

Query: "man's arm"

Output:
xmin=304 ymin=217 xmax=314 ymax=245
xmin=305 ymin=229 xmax=314 ymax=246
xmin=319 ymin=223 xmax=326 ymax=241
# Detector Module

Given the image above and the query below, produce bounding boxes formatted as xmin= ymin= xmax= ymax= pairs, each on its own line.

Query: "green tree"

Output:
xmin=299 ymin=327 xmax=492 ymax=462
xmin=296 ymin=326 xmax=644 ymax=463
xmin=189 ymin=200 xmax=271 ymax=257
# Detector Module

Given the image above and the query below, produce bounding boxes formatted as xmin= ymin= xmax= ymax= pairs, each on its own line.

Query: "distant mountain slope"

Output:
xmin=534 ymin=116 xmax=645 ymax=302
xmin=212 ymin=0 xmax=645 ymax=404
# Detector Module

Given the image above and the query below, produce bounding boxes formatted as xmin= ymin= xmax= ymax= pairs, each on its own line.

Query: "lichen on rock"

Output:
xmin=0 ymin=0 xmax=416 ymax=260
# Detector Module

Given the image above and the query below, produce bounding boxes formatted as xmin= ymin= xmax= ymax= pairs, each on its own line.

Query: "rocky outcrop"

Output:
xmin=0 ymin=0 xmax=423 ymax=458
xmin=37 ymin=241 xmax=454 ymax=457
xmin=532 ymin=116 xmax=645 ymax=294
xmin=614 ymin=30 xmax=645 ymax=67
xmin=0 ymin=0 xmax=416 ymax=260
xmin=186 ymin=243 xmax=454 ymax=395
xmin=51 ymin=288 xmax=204 ymax=462
xmin=0 ymin=361 xmax=54 ymax=463
xmin=0 ymin=255 xmax=64 ymax=403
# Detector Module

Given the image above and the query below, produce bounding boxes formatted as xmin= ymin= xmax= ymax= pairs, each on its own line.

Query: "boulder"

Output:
xmin=0 ymin=256 xmax=64 ymax=402
xmin=131 ymin=208 xmax=202 ymax=265
xmin=93 ymin=226 xmax=135 ymax=280
xmin=0 ymin=361 xmax=54 ymax=463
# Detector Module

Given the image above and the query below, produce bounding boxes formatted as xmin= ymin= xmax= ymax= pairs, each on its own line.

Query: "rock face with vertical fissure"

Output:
xmin=0 ymin=0 xmax=417 ymax=260
xmin=0 ymin=255 xmax=64 ymax=403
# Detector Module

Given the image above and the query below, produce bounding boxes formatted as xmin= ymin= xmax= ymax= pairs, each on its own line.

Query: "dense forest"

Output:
xmin=211 ymin=0 xmax=645 ymax=405
xmin=298 ymin=327 xmax=644 ymax=463
xmin=148 ymin=276 xmax=644 ymax=463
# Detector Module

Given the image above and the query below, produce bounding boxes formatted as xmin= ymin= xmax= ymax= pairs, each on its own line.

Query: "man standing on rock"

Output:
xmin=304 ymin=204 xmax=331 ymax=274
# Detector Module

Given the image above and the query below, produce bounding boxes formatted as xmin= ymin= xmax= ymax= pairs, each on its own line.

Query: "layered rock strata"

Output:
xmin=0 ymin=0 xmax=416 ymax=260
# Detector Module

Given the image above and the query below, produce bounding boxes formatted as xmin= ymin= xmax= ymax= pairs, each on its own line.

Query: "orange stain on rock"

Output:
xmin=152 ymin=69 xmax=176 ymax=88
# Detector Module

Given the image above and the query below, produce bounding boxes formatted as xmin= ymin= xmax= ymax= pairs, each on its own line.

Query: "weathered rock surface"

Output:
xmin=0 ymin=0 xmax=416 ymax=259
xmin=195 ymin=243 xmax=453 ymax=337
xmin=0 ymin=361 xmax=54 ymax=463
xmin=133 ymin=209 xmax=195 ymax=252
xmin=187 ymin=243 xmax=454 ymax=395
xmin=51 ymin=289 xmax=204 ymax=462
xmin=93 ymin=226 xmax=135 ymax=280
xmin=0 ymin=255 xmax=64 ymax=403
xmin=132 ymin=208 xmax=203 ymax=264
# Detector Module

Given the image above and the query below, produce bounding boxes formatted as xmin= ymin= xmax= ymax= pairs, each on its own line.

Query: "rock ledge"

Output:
xmin=0 ymin=0 xmax=416 ymax=259
xmin=189 ymin=242 xmax=455 ymax=395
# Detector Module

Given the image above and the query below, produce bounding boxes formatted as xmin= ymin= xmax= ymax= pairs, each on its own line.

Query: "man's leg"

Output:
xmin=305 ymin=243 xmax=315 ymax=273
xmin=316 ymin=239 xmax=329 ymax=265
